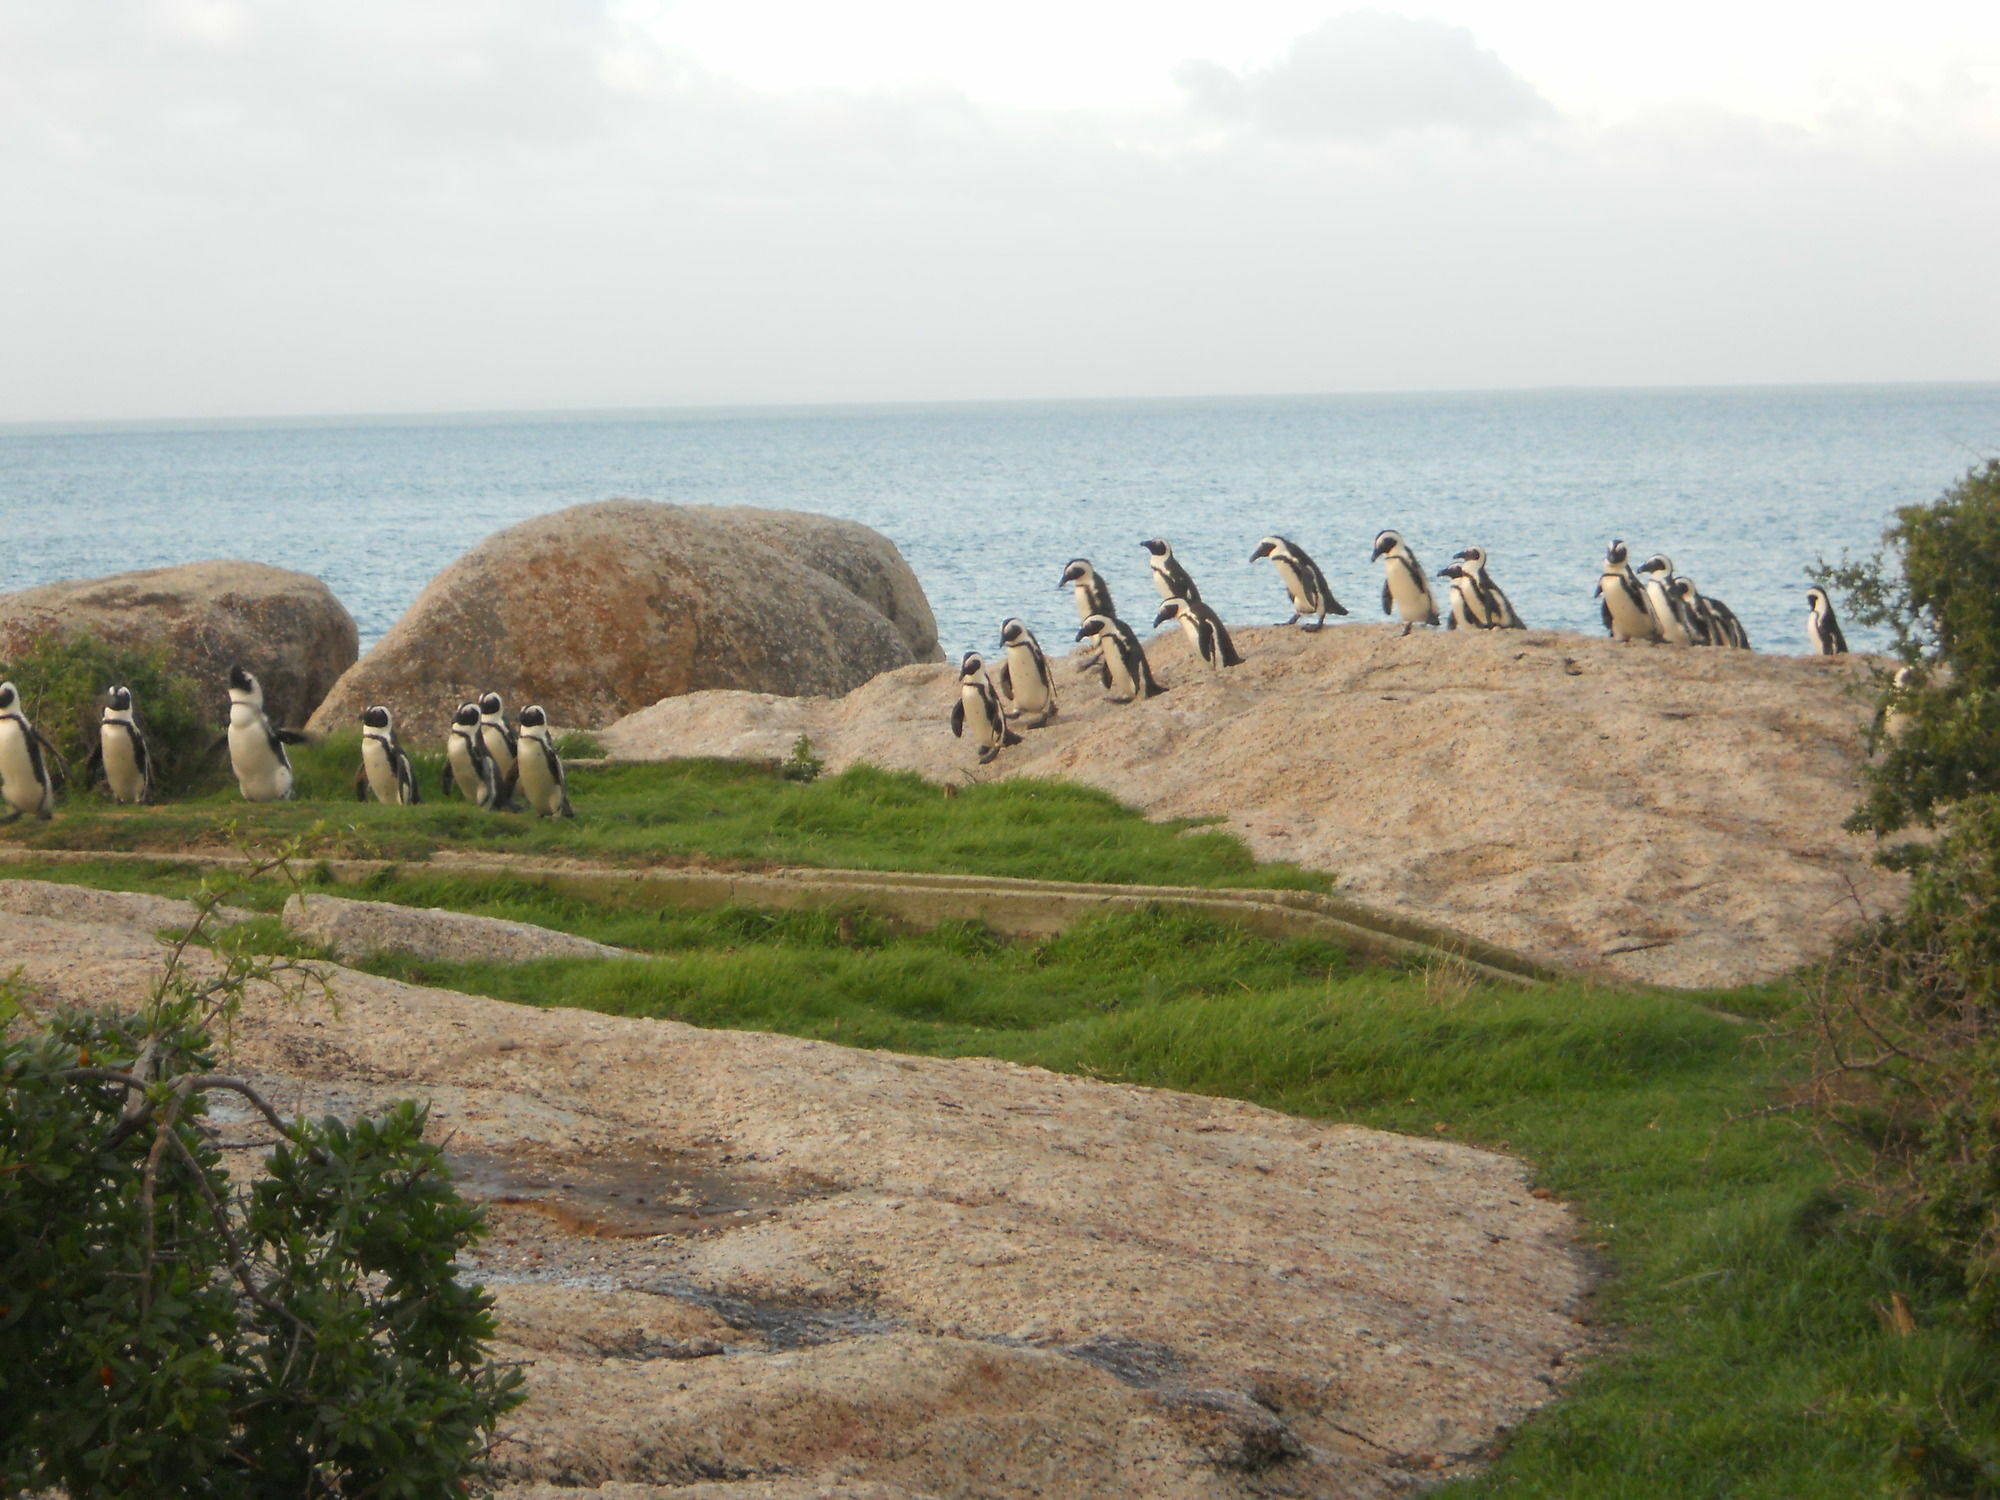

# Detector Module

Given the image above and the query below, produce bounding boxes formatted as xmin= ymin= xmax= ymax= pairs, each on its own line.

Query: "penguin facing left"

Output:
xmin=1141 ymin=539 xmax=1202 ymax=604
xmin=996 ymin=618 xmax=1060 ymax=727
xmin=443 ymin=701 xmax=504 ymax=808
xmin=1371 ymin=531 xmax=1440 ymax=635
xmin=515 ymin=705 xmax=574 ymax=818
xmin=1059 ymin=559 xmax=1116 ymax=625
xmin=477 ymin=692 xmax=519 ymax=804
xmin=1153 ymin=597 xmax=1245 ymax=670
xmin=1250 ymin=536 xmax=1347 ymax=630
xmin=1075 ymin=613 xmax=1165 ymax=702
xmin=226 ymin=666 xmax=306 ymax=802
xmin=356 ymin=705 xmax=421 ymax=806
xmin=1806 ymin=588 xmax=1849 ymax=655
xmin=1448 ymin=546 xmax=1525 ymax=629
xmin=91 ymin=686 xmax=152 ymax=804
xmin=0 ymin=681 xmax=60 ymax=823
xmin=1437 ymin=562 xmax=1486 ymax=630
xmin=949 ymin=651 xmax=1023 ymax=764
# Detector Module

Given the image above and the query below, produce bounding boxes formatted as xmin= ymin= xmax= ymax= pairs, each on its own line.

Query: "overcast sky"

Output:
xmin=3 ymin=0 xmax=1997 ymax=423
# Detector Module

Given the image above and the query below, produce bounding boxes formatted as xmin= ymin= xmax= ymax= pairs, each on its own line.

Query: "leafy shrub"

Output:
xmin=781 ymin=733 xmax=826 ymax=784
xmin=0 ymin=631 xmax=223 ymax=800
xmin=0 ymin=861 xmax=523 ymax=1495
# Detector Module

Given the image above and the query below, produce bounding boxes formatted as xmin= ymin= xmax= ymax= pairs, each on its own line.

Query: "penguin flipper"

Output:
xmin=86 ymin=744 xmax=105 ymax=787
xmin=132 ymin=730 xmax=151 ymax=781
xmin=1381 ymin=580 xmax=1394 ymax=618
xmin=1216 ymin=624 xmax=1245 ymax=667
xmin=996 ymin=661 xmax=1014 ymax=701
xmin=1599 ymin=598 xmax=1614 ymax=634
xmin=949 ymin=701 xmax=966 ymax=738
xmin=276 ymin=728 xmax=312 ymax=746
xmin=354 ymin=766 xmax=371 ymax=802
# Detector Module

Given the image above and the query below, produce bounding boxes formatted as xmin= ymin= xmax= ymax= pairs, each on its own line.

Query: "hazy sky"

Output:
xmin=3 ymin=0 xmax=1997 ymax=422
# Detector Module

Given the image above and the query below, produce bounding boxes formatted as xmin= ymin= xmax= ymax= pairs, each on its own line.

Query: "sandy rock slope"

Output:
xmin=2 ymin=893 xmax=1594 ymax=1498
xmin=601 ymin=624 xmax=1899 ymax=988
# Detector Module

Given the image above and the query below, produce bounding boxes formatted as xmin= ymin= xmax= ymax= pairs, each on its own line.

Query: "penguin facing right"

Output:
xmin=515 ymin=705 xmax=575 ymax=818
xmin=477 ymin=692 xmax=519 ymax=804
xmin=0 ymin=681 xmax=59 ymax=823
xmin=1250 ymin=536 xmax=1347 ymax=630
xmin=1141 ymin=539 xmax=1202 ymax=604
xmin=949 ymin=651 xmax=1022 ymax=764
xmin=1595 ymin=541 xmax=1659 ymax=643
xmin=356 ymin=705 xmax=421 ymax=806
xmin=996 ymin=617 xmax=1059 ymax=727
xmin=443 ymin=701 xmax=504 ymax=808
xmin=1059 ymin=559 xmax=1116 ymax=625
xmin=226 ymin=666 xmax=305 ymax=802
xmin=1075 ymin=613 xmax=1165 ymax=702
xmin=92 ymin=685 xmax=152 ymax=804
xmin=1371 ymin=530 xmax=1439 ymax=635
xmin=1806 ymin=588 xmax=1849 ymax=655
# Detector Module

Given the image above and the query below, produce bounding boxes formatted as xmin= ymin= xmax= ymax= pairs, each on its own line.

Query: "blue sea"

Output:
xmin=3 ymin=385 xmax=1997 ymax=660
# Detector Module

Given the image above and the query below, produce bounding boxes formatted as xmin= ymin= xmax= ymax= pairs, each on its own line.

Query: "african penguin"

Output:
xmin=1075 ymin=613 xmax=1165 ymax=702
xmin=1437 ymin=562 xmax=1486 ymax=631
xmin=1806 ymin=588 xmax=1849 ymax=655
xmin=1141 ymin=538 xmax=1202 ymax=605
xmin=0 ymin=681 xmax=59 ymax=822
xmin=478 ymin=691 xmax=519 ymax=804
xmin=515 ymin=704 xmax=575 ymax=818
xmin=1448 ymin=547 xmax=1525 ymax=629
xmin=1059 ymin=559 xmax=1116 ymax=626
xmin=356 ymin=705 xmax=421 ymax=806
xmin=1249 ymin=536 xmax=1347 ymax=630
xmin=92 ymin=685 xmax=152 ymax=804
xmin=226 ymin=666 xmax=303 ymax=802
xmin=443 ymin=701 xmax=505 ymax=808
xmin=1634 ymin=556 xmax=1698 ymax=645
xmin=1701 ymin=591 xmax=1752 ymax=650
xmin=1370 ymin=531 xmax=1439 ymax=635
xmin=996 ymin=618 xmax=1060 ymax=727
xmin=949 ymin=651 xmax=1022 ymax=764
xmin=1595 ymin=541 xmax=1660 ymax=643
xmin=1153 ymin=596 xmax=1244 ymax=670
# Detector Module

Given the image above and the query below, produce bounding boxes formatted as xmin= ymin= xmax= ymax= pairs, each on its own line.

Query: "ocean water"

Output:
xmin=3 ymin=386 xmax=1997 ymax=663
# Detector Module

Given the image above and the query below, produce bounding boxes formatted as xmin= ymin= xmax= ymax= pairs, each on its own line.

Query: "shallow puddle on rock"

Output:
xmin=448 ymin=1145 xmax=828 ymax=1238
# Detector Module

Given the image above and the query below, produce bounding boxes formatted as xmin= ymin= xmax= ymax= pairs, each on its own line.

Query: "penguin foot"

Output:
xmin=1400 ymin=623 xmax=1413 ymax=638
xmin=976 ymin=746 xmax=1000 ymax=765
xmin=1301 ymin=621 xmax=1323 ymax=633
xmin=1109 ymin=695 xmax=1134 ymax=705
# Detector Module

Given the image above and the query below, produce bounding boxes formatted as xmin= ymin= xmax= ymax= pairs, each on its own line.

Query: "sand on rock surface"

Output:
xmin=2 ymin=892 xmax=1595 ymax=1498
xmin=599 ymin=624 xmax=1902 ymax=989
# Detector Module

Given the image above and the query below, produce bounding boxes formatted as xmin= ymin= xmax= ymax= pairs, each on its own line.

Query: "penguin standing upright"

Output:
xmin=1153 ymin=597 xmax=1244 ymax=670
xmin=949 ymin=651 xmax=1022 ymax=764
xmin=1250 ymin=536 xmax=1347 ymax=630
xmin=442 ymin=702 xmax=504 ymax=808
xmin=1698 ymin=587 xmax=1752 ymax=650
xmin=91 ymin=686 xmax=152 ymax=804
xmin=355 ymin=706 xmax=421 ymax=806
xmin=1371 ymin=531 xmax=1439 ymax=635
xmin=1075 ymin=613 xmax=1166 ymax=702
xmin=996 ymin=618 xmax=1060 ymax=727
xmin=1448 ymin=546 xmax=1525 ymax=629
xmin=1058 ymin=559 xmax=1117 ymax=625
xmin=1806 ymin=588 xmax=1849 ymax=655
xmin=225 ymin=666 xmax=305 ymax=802
xmin=477 ymin=692 xmax=519 ymax=804
xmin=0 ymin=682 xmax=59 ymax=822
xmin=1595 ymin=541 xmax=1660 ymax=643
xmin=514 ymin=704 xmax=574 ymax=818
xmin=1141 ymin=539 xmax=1202 ymax=604
xmin=1635 ymin=556 xmax=1698 ymax=645
xmin=1437 ymin=562 xmax=1487 ymax=630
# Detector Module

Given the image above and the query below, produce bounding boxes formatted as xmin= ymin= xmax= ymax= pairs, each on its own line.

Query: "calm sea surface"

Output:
xmin=3 ymin=386 xmax=1997 ymax=661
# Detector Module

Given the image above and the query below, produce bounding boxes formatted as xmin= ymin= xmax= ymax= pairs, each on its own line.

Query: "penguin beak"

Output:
xmin=1074 ymin=624 xmax=1094 ymax=642
xmin=1248 ymin=542 xmax=1271 ymax=562
xmin=1151 ymin=605 xmax=1173 ymax=628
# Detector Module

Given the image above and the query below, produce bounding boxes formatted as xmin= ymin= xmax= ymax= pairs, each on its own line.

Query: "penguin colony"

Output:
xmin=952 ymin=534 xmax=1853 ymax=764
xmin=0 ymin=668 xmax=575 ymax=822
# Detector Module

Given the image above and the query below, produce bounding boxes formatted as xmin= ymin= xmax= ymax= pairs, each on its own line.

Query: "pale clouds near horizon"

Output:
xmin=2 ymin=1 xmax=1995 ymax=422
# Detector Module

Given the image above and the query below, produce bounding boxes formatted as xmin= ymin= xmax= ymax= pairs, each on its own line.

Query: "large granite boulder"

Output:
xmin=0 ymin=561 xmax=358 ymax=729
xmin=307 ymin=502 xmax=942 ymax=734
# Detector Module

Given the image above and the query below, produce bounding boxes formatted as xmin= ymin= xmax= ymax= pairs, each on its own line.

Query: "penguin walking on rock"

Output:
xmin=1806 ymin=588 xmax=1849 ymax=655
xmin=225 ymin=666 xmax=307 ymax=802
xmin=1142 ymin=539 xmax=1202 ymax=604
xmin=443 ymin=701 xmax=505 ymax=808
xmin=355 ymin=706 xmax=421 ymax=805
xmin=515 ymin=705 xmax=574 ymax=818
xmin=1075 ymin=614 xmax=1165 ymax=702
xmin=1153 ymin=597 xmax=1244 ymax=670
xmin=1595 ymin=541 xmax=1659 ymax=643
xmin=1059 ymin=559 xmax=1117 ymax=626
xmin=996 ymin=618 xmax=1060 ymax=727
xmin=1371 ymin=531 xmax=1439 ymax=635
xmin=1250 ymin=536 xmax=1347 ymax=630
xmin=89 ymin=686 xmax=152 ymax=804
xmin=950 ymin=652 xmax=1022 ymax=764
xmin=478 ymin=692 xmax=519 ymax=805
xmin=0 ymin=681 xmax=60 ymax=823
xmin=1447 ymin=546 xmax=1525 ymax=629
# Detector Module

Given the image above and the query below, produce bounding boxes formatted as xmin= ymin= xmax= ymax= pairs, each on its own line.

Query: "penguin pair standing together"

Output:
xmin=1059 ymin=560 xmax=1165 ymax=702
xmin=1596 ymin=542 xmax=1750 ymax=648
xmin=1370 ymin=532 xmax=1526 ymax=634
xmin=431 ymin=693 xmax=572 ymax=817
xmin=1142 ymin=538 xmax=1244 ymax=670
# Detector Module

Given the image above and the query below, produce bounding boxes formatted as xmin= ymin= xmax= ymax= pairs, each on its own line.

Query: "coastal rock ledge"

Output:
xmin=308 ymin=502 xmax=942 ymax=733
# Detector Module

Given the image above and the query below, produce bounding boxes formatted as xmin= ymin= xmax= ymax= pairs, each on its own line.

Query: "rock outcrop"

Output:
xmin=0 ymin=892 xmax=1595 ymax=1498
xmin=600 ymin=623 xmax=1903 ymax=989
xmin=283 ymin=892 xmax=631 ymax=964
xmin=307 ymin=503 xmax=941 ymax=735
xmin=0 ymin=561 xmax=358 ymax=730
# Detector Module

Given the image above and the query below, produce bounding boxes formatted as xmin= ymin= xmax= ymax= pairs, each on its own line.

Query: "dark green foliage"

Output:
xmin=0 ymin=632 xmax=223 ymax=800
xmin=780 ymin=733 xmax=826 ymax=783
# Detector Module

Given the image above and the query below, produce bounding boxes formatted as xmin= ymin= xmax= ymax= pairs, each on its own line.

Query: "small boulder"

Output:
xmin=0 ymin=561 xmax=358 ymax=730
xmin=307 ymin=501 xmax=942 ymax=733
xmin=282 ymin=893 xmax=631 ymax=965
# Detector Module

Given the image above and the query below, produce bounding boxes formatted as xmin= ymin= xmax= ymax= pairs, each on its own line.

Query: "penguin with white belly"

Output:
xmin=355 ymin=705 xmax=421 ymax=805
xmin=1250 ymin=536 xmax=1347 ymax=630
xmin=1447 ymin=546 xmax=1525 ymax=629
xmin=443 ymin=702 xmax=505 ymax=808
xmin=1635 ymin=555 xmax=1698 ymax=645
xmin=514 ymin=705 xmax=574 ymax=818
xmin=1595 ymin=541 xmax=1659 ymax=643
xmin=0 ymin=681 xmax=60 ymax=822
xmin=1437 ymin=562 xmax=1486 ymax=630
xmin=90 ymin=686 xmax=152 ymax=804
xmin=949 ymin=652 xmax=1022 ymax=764
xmin=996 ymin=618 xmax=1060 ymax=727
xmin=477 ymin=692 xmax=519 ymax=805
xmin=1806 ymin=588 xmax=1849 ymax=655
xmin=1059 ymin=559 xmax=1117 ymax=626
xmin=1153 ymin=597 xmax=1244 ymax=670
xmin=1141 ymin=539 xmax=1202 ymax=604
xmin=226 ymin=666 xmax=306 ymax=802
xmin=1371 ymin=531 xmax=1439 ymax=635
xmin=1075 ymin=613 xmax=1165 ymax=702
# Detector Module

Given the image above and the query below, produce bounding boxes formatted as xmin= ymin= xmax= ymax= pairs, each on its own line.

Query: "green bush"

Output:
xmin=0 ymin=632 xmax=223 ymax=800
xmin=0 ymin=869 xmax=523 ymax=1496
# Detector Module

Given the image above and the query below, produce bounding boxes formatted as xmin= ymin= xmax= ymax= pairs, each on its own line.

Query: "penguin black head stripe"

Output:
xmin=1370 ymin=530 xmax=1403 ymax=561
xmin=959 ymin=651 xmax=985 ymax=677
xmin=107 ymin=686 xmax=133 ymax=712
xmin=1076 ymin=616 xmax=1108 ymax=642
xmin=0 ymin=683 xmax=16 ymax=713
xmin=1141 ymin=538 xmax=1170 ymax=557
xmin=479 ymin=691 xmax=504 ymax=716
xmin=453 ymin=702 xmax=482 ymax=728
xmin=1606 ymin=540 xmax=1630 ymax=567
xmin=361 ymin=705 xmax=391 ymax=730
xmin=1000 ymin=618 xmax=1028 ymax=645
xmin=1059 ymin=559 xmax=1090 ymax=586
xmin=1638 ymin=554 xmax=1673 ymax=576
xmin=519 ymin=705 xmax=548 ymax=729
xmin=228 ymin=665 xmax=255 ymax=695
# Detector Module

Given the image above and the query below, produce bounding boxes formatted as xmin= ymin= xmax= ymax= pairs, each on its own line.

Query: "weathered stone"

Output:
xmin=307 ymin=502 xmax=941 ymax=735
xmin=0 ymin=561 xmax=358 ymax=730
xmin=0 ymin=879 xmax=250 ymax=933
xmin=283 ymin=892 xmax=631 ymax=964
